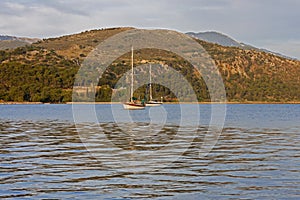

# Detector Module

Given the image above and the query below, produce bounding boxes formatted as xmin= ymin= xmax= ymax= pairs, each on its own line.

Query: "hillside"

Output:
xmin=0 ymin=27 xmax=299 ymax=103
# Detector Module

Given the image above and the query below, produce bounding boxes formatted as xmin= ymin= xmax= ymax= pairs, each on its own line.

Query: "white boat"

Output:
xmin=123 ymin=102 xmax=145 ymax=110
xmin=146 ymin=64 xmax=162 ymax=107
xmin=146 ymin=100 xmax=162 ymax=106
xmin=123 ymin=46 xmax=145 ymax=110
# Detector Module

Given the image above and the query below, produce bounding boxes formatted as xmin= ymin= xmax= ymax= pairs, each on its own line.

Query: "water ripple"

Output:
xmin=0 ymin=120 xmax=299 ymax=199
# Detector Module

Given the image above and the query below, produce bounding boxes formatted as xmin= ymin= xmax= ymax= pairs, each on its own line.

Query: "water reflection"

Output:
xmin=1 ymin=120 xmax=299 ymax=199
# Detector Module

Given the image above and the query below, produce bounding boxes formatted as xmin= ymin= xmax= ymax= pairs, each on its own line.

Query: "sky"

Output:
xmin=0 ymin=0 xmax=299 ymax=59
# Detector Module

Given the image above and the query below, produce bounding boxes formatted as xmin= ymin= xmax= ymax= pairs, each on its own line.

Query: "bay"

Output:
xmin=0 ymin=104 xmax=299 ymax=199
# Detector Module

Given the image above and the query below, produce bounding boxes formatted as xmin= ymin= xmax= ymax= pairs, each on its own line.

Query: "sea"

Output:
xmin=0 ymin=104 xmax=299 ymax=199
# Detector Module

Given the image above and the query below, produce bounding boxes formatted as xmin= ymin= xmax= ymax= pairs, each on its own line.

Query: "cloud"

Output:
xmin=0 ymin=1 xmax=98 ymax=37
xmin=0 ymin=0 xmax=299 ymax=58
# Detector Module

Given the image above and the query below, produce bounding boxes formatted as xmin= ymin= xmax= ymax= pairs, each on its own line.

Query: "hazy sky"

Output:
xmin=0 ymin=0 xmax=299 ymax=59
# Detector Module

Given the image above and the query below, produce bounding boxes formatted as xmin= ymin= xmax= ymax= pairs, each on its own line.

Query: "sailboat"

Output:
xmin=123 ymin=47 xmax=145 ymax=110
xmin=146 ymin=64 xmax=163 ymax=107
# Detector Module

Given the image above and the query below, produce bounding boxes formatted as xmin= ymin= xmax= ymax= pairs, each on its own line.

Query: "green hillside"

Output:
xmin=0 ymin=27 xmax=299 ymax=103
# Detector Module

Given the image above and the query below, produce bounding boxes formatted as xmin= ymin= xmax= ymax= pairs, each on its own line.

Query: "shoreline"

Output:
xmin=0 ymin=102 xmax=44 ymax=105
xmin=1 ymin=101 xmax=300 ymax=105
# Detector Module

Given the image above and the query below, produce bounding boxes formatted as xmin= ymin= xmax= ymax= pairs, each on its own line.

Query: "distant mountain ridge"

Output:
xmin=0 ymin=35 xmax=40 ymax=43
xmin=0 ymin=35 xmax=15 ymax=41
xmin=0 ymin=35 xmax=40 ymax=50
xmin=186 ymin=31 xmax=294 ymax=60
xmin=186 ymin=31 xmax=242 ymax=47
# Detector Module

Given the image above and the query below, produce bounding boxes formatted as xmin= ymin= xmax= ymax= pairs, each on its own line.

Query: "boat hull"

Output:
xmin=123 ymin=103 xmax=145 ymax=110
xmin=145 ymin=102 xmax=162 ymax=107
xmin=145 ymin=101 xmax=162 ymax=107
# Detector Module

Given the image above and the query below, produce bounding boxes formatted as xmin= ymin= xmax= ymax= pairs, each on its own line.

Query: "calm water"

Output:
xmin=0 ymin=104 xmax=299 ymax=199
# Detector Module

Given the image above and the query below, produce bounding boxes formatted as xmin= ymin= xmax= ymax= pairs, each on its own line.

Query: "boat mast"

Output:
xmin=149 ymin=64 xmax=153 ymax=101
xmin=130 ymin=46 xmax=134 ymax=103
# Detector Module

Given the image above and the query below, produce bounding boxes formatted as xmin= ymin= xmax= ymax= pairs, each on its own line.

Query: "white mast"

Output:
xmin=130 ymin=46 xmax=134 ymax=103
xmin=149 ymin=64 xmax=153 ymax=101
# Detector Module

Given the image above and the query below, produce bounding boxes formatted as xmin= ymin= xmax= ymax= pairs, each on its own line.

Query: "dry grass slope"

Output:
xmin=0 ymin=27 xmax=299 ymax=102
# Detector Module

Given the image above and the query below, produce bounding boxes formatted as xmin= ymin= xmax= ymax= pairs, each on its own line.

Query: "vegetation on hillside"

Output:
xmin=0 ymin=27 xmax=299 ymax=103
